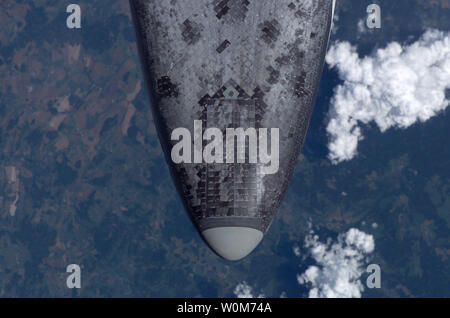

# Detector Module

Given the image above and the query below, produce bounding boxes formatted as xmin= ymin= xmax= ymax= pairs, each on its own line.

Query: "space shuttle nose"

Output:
xmin=202 ymin=227 xmax=263 ymax=261
xmin=130 ymin=0 xmax=334 ymax=260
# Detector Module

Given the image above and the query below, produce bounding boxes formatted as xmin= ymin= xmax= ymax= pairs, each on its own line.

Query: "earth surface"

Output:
xmin=0 ymin=0 xmax=449 ymax=297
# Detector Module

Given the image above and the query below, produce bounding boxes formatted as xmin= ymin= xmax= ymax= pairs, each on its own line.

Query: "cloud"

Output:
xmin=293 ymin=245 xmax=301 ymax=257
xmin=331 ymin=12 xmax=339 ymax=35
xmin=325 ymin=29 xmax=450 ymax=164
xmin=357 ymin=19 xmax=367 ymax=35
xmin=297 ymin=228 xmax=375 ymax=298
xmin=233 ymin=228 xmax=375 ymax=299
xmin=233 ymin=282 xmax=265 ymax=298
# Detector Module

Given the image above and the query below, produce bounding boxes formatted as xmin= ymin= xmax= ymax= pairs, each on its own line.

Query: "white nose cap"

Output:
xmin=202 ymin=227 xmax=263 ymax=261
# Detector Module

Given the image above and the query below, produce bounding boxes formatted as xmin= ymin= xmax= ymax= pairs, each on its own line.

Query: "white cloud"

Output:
xmin=357 ymin=19 xmax=367 ymax=35
xmin=325 ymin=29 xmax=450 ymax=164
xmin=331 ymin=12 xmax=339 ymax=35
xmin=293 ymin=245 xmax=301 ymax=257
xmin=233 ymin=282 xmax=265 ymax=298
xmin=297 ymin=228 xmax=375 ymax=298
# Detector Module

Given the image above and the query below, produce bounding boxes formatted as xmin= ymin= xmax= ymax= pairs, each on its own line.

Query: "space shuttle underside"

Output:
xmin=130 ymin=0 xmax=334 ymax=260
